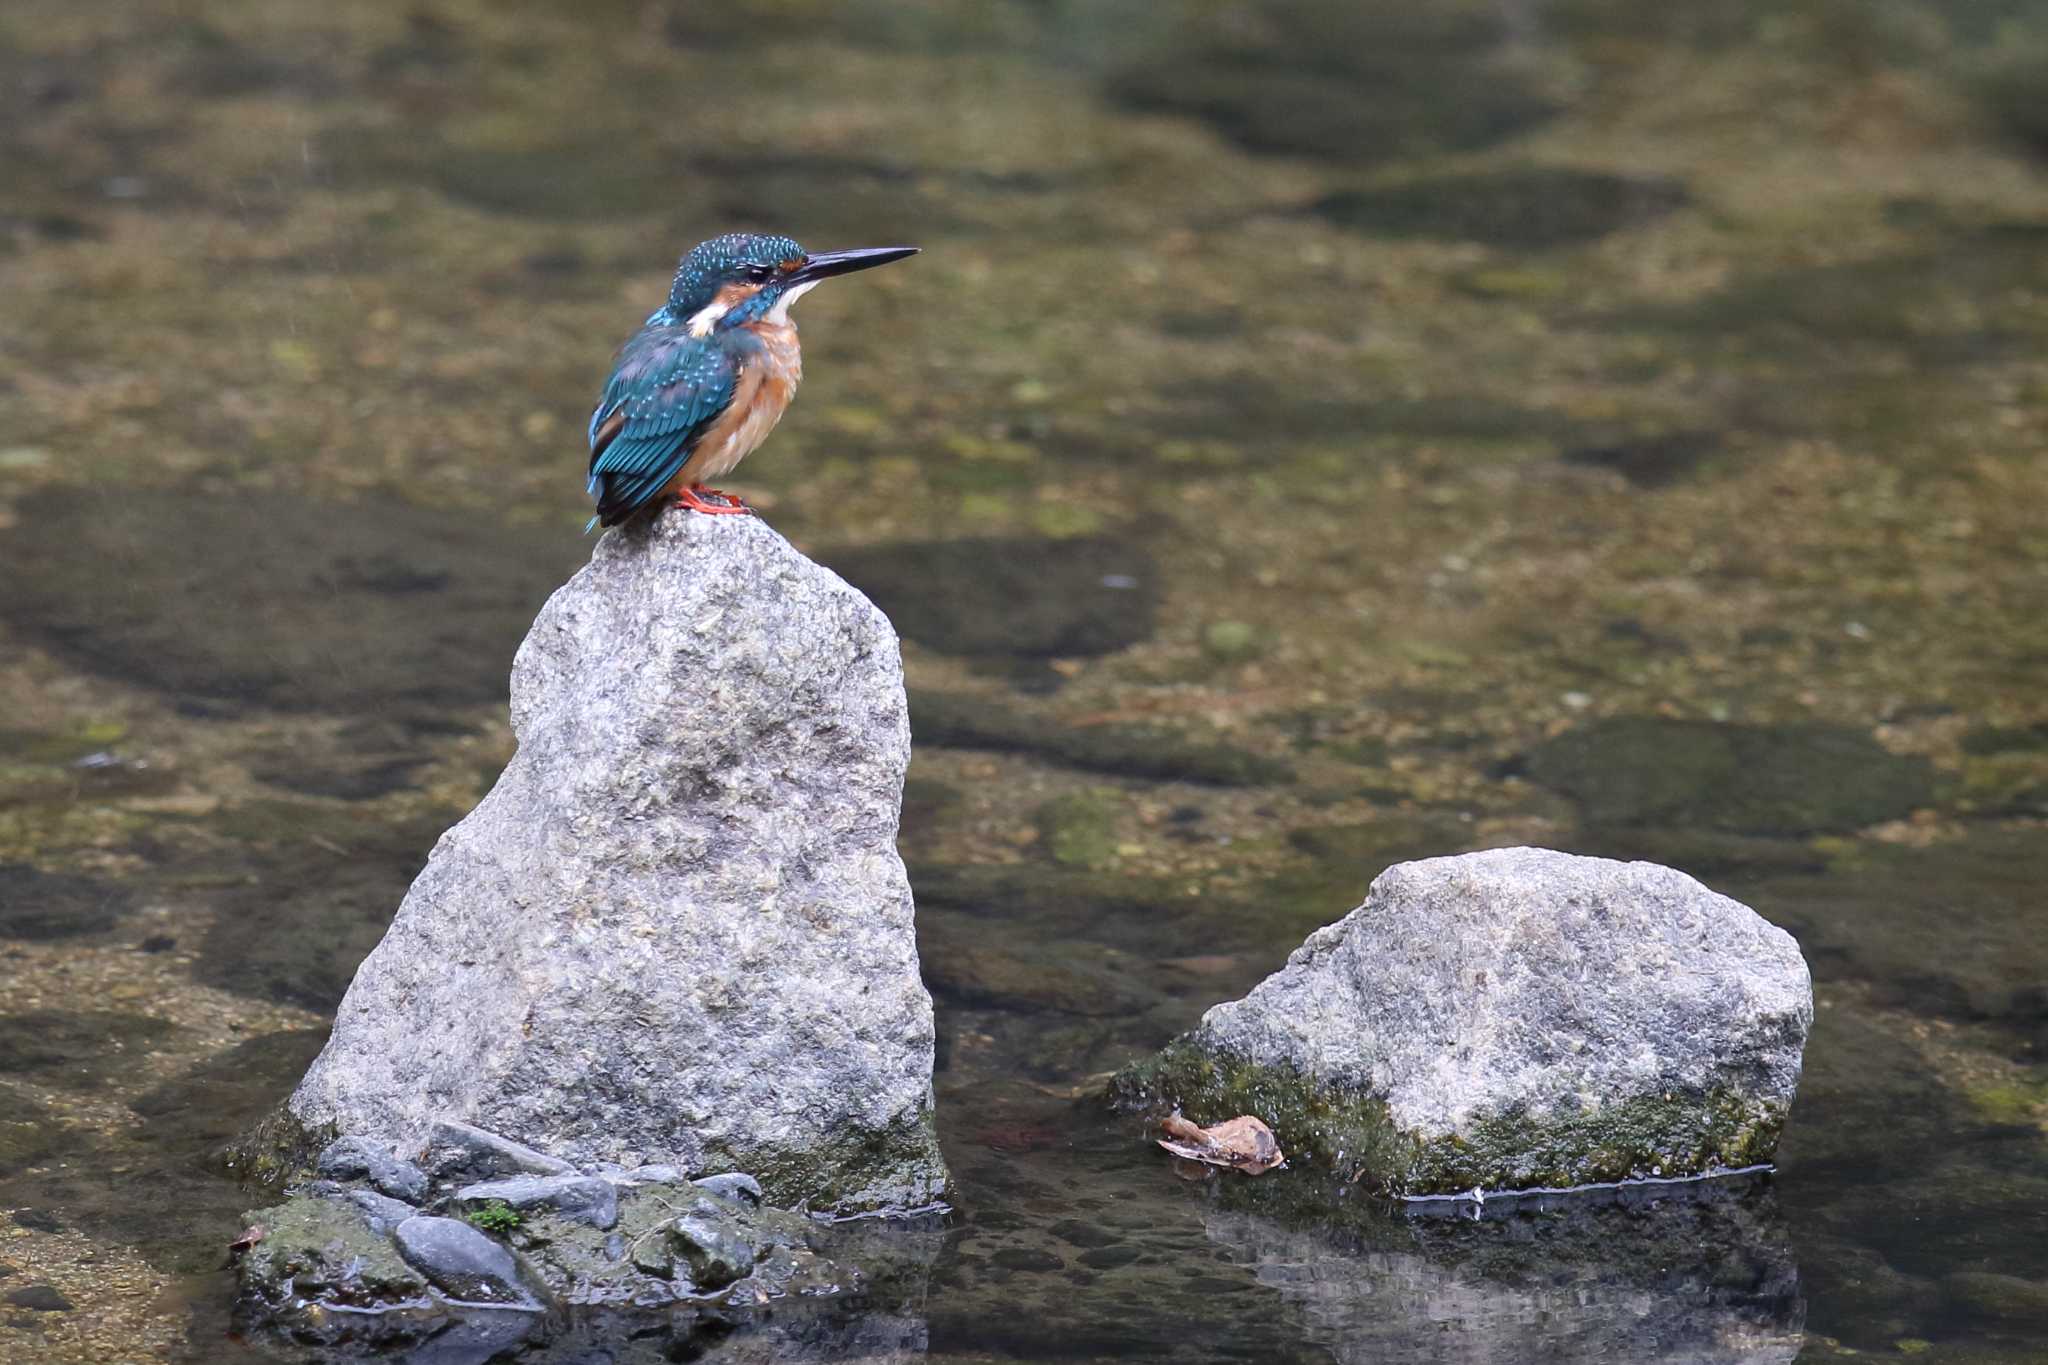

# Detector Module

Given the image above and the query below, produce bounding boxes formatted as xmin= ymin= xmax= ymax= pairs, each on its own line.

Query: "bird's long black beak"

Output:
xmin=788 ymin=246 xmax=919 ymax=284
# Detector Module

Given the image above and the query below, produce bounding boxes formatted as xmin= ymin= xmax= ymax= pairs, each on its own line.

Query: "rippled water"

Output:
xmin=1 ymin=1 xmax=2046 ymax=1361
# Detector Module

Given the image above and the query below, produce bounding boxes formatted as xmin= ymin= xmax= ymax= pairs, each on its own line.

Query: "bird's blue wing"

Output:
xmin=586 ymin=325 xmax=739 ymax=526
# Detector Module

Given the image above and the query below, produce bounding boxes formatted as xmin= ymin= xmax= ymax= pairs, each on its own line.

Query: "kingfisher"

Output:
xmin=585 ymin=232 xmax=918 ymax=528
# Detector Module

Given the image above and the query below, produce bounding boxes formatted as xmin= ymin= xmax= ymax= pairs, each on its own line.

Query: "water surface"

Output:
xmin=1 ymin=1 xmax=2046 ymax=1360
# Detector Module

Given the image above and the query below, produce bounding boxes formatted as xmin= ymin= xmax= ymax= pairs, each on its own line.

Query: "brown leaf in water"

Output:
xmin=1155 ymin=1112 xmax=1285 ymax=1174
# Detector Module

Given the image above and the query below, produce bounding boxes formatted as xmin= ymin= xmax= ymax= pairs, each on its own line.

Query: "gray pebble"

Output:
xmin=316 ymin=1135 xmax=428 ymax=1204
xmin=345 ymin=1188 xmax=420 ymax=1233
xmin=419 ymin=1119 xmax=572 ymax=1184
xmin=392 ymin=1216 xmax=542 ymax=1309
xmin=454 ymin=1174 xmax=618 ymax=1230
xmin=691 ymin=1172 xmax=763 ymax=1207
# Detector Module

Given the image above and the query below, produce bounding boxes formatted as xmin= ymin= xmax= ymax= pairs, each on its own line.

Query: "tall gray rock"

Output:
xmin=1120 ymin=847 xmax=1811 ymax=1195
xmin=288 ymin=514 xmax=946 ymax=1212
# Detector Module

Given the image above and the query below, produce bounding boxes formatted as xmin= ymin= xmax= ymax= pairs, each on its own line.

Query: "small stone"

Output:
xmin=316 ymin=1135 xmax=428 ymax=1203
xmin=1036 ymin=790 xmax=1121 ymax=871
xmin=5 ymin=1285 xmax=71 ymax=1311
xmin=1201 ymin=620 xmax=1262 ymax=663
xmin=419 ymin=1119 xmax=571 ymax=1184
xmin=344 ymin=1189 xmax=419 ymax=1233
xmin=623 ymin=1164 xmax=686 ymax=1186
xmin=1047 ymin=1219 xmax=1120 ymax=1250
xmin=392 ymin=1216 xmax=541 ymax=1308
xmin=991 ymin=1248 xmax=1063 ymax=1272
xmin=631 ymin=1237 xmax=674 ymax=1280
xmin=691 ymin=1172 xmax=764 ymax=1207
xmin=454 ymin=1174 xmax=618 ymax=1230
xmin=669 ymin=1206 xmax=760 ymax=1290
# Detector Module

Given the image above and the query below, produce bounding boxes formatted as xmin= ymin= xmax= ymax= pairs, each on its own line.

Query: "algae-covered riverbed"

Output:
xmin=2 ymin=0 xmax=2046 ymax=1360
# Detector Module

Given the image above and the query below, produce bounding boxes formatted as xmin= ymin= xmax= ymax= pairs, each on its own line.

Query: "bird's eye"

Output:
xmin=742 ymin=264 xmax=774 ymax=282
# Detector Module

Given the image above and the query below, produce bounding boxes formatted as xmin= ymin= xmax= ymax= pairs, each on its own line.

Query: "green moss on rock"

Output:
xmin=1115 ymin=1039 xmax=1790 ymax=1196
xmin=1035 ymin=789 xmax=1122 ymax=869
xmin=718 ymin=1106 xmax=946 ymax=1215
xmin=238 ymin=1196 xmax=426 ymax=1308
xmin=220 ymin=1103 xmax=338 ymax=1191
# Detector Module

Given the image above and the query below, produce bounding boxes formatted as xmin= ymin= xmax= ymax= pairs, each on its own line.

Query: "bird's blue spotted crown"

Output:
xmin=667 ymin=233 xmax=806 ymax=314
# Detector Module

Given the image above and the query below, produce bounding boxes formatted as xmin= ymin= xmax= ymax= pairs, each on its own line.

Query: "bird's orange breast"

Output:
xmin=674 ymin=322 xmax=803 ymax=488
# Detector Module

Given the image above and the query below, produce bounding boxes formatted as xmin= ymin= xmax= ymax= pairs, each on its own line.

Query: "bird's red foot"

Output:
xmin=672 ymin=484 xmax=751 ymax=516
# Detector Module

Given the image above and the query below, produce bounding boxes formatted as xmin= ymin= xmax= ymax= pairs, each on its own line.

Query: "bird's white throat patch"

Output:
xmin=683 ymin=279 xmax=818 ymax=336
xmin=766 ymin=280 xmax=819 ymax=325
xmin=684 ymin=297 xmax=731 ymax=338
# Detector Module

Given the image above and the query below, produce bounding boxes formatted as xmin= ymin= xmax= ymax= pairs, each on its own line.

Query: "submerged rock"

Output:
xmin=1118 ymin=848 xmax=1811 ymax=1195
xmin=1523 ymin=717 xmax=1934 ymax=835
xmin=910 ymin=690 xmax=1292 ymax=786
xmin=286 ymin=515 xmax=945 ymax=1212
xmin=1313 ymin=168 xmax=1689 ymax=247
xmin=826 ymin=536 xmax=1158 ymax=660
xmin=0 ymin=489 xmax=580 ymax=712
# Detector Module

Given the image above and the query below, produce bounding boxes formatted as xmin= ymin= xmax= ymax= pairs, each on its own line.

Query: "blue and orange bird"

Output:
xmin=585 ymin=233 xmax=917 ymax=528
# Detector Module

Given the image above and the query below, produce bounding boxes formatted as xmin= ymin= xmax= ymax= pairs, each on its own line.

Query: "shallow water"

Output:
xmin=1 ymin=0 xmax=2046 ymax=1360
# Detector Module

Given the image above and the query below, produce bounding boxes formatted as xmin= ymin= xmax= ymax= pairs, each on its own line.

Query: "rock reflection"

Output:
xmin=250 ymin=1213 xmax=941 ymax=1365
xmin=1203 ymin=1176 xmax=1802 ymax=1363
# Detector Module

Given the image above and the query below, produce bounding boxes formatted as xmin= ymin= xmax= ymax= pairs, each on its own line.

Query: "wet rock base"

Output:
xmin=233 ymin=1121 xmax=939 ymax=1361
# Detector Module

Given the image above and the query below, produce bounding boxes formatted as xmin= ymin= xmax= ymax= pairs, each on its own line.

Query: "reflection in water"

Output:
xmin=264 ymin=1224 xmax=940 ymax=1365
xmin=1206 ymin=1178 xmax=1802 ymax=1364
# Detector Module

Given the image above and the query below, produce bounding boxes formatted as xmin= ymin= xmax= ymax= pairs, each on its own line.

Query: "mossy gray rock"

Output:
xmin=1118 ymin=848 xmax=1811 ymax=1195
xmin=234 ymin=1157 xmax=921 ymax=1356
xmin=236 ymin=1196 xmax=429 ymax=1312
xmin=286 ymin=515 xmax=945 ymax=1213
